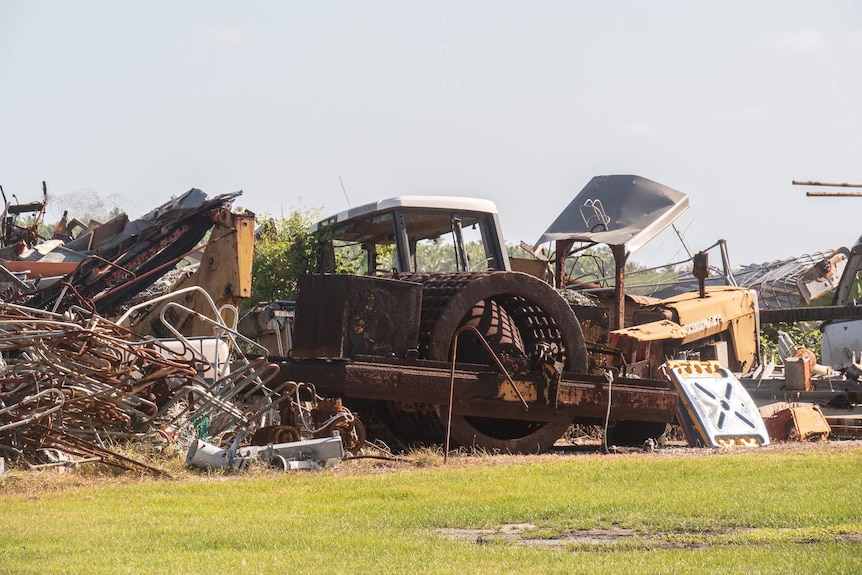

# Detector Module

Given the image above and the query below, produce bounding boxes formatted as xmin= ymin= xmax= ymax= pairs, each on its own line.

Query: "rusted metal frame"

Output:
xmin=209 ymin=359 xmax=282 ymax=418
xmin=0 ymin=300 xmax=287 ymax=466
xmin=116 ymin=285 xmax=222 ymax=326
xmin=89 ymin=218 xmax=230 ymax=314
xmin=26 ymin=424 xmax=170 ymax=477
xmin=56 ymin=363 xmax=185 ymax=422
xmin=0 ymin=375 xmax=35 ymax=396
xmin=0 ymin=327 xmax=84 ymax=348
xmin=610 ymin=244 xmax=628 ymax=331
xmin=317 ymin=360 xmax=498 ymax=403
xmin=0 ymin=301 xmax=66 ymax=318
xmin=444 ymin=324 xmax=529 ymax=462
xmin=128 ymin=346 xmax=199 ymax=377
xmin=285 ymin=359 xmax=560 ymax=421
xmin=46 ymin=281 xmax=95 ymax=314
xmin=34 ymin=337 xmax=119 ymax=378
xmin=0 ymin=264 xmax=32 ymax=293
xmin=293 ymin=382 xmax=355 ymax=436
xmin=55 ymin=384 xmax=156 ymax=429
xmin=0 ymin=318 xmax=87 ymax=339
xmin=554 ymin=238 xmax=576 ymax=288
xmin=22 ymin=333 xmax=198 ymax=423
xmin=28 ymin=343 xmax=119 ymax=391
xmin=0 ymin=388 xmax=65 ymax=432
xmin=81 ymin=253 xmax=137 ymax=286
xmin=160 ymin=300 xmax=269 ymax=363
xmin=118 ymin=286 xmax=269 ymax=363
xmin=556 ymin=376 xmax=677 ymax=423
xmin=157 ymin=300 xmax=237 ymax=379
xmin=53 ymin=316 xmax=201 ymax=375
xmin=29 ymin=340 xmax=129 ymax=392
xmin=82 ymin=223 xmax=196 ymax=299
xmin=153 ymin=383 xmax=250 ymax=432
xmin=147 ymin=360 xmax=278 ymax=431
xmin=59 ymin=399 xmax=135 ymax=430
xmin=213 ymin=364 xmax=286 ymax=433
xmin=153 ymin=301 xmax=278 ymax=406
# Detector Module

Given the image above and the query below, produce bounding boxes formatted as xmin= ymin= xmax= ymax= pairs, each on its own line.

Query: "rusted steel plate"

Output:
xmin=282 ymin=360 xmax=498 ymax=404
xmin=292 ymin=274 xmax=423 ymax=359
xmin=556 ymin=376 xmax=678 ymax=423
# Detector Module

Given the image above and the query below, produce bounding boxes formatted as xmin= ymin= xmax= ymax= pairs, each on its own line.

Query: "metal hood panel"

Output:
xmin=536 ymin=175 xmax=689 ymax=257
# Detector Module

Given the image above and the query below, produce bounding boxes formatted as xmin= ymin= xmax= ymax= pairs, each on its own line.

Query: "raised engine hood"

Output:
xmin=536 ymin=175 xmax=689 ymax=257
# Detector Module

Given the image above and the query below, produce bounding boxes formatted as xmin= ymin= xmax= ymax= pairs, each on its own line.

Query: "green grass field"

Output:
xmin=2 ymin=443 xmax=861 ymax=574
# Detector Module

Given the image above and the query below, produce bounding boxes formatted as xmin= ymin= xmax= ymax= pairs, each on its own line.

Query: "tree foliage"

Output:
xmin=759 ymin=321 xmax=823 ymax=360
xmin=249 ymin=207 xmax=321 ymax=305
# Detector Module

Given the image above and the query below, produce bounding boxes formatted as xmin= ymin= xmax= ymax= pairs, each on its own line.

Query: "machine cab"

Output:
xmin=313 ymin=196 xmax=511 ymax=275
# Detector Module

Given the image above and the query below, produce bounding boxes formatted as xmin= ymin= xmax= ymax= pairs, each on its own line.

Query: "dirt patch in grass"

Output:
xmin=435 ymin=523 xmax=862 ymax=551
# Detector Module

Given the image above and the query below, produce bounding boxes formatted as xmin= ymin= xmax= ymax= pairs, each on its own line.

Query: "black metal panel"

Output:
xmin=760 ymin=305 xmax=862 ymax=324
xmin=292 ymin=274 xmax=422 ymax=359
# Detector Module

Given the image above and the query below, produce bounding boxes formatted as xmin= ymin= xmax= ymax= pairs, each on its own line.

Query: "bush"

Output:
xmin=249 ymin=206 xmax=321 ymax=305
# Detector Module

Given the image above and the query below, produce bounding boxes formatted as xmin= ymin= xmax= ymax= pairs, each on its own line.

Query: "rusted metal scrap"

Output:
xmin=734 ymin=249 xmax=849 ymax=310
xmin=0 ymin=301 xmax=361 ymax=474
xmin=0 ymin=182 xmax=48 ymax=251
xmin=20 ymin=189 xmax=242 ymax=316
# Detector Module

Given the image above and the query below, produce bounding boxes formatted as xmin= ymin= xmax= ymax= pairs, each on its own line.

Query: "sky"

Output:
xmin=1 ymin=1 xmax=860 ymax=269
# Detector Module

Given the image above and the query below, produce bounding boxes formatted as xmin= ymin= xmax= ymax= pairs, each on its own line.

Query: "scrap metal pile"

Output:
xmin=0 ymin=300 xmax=364 ymax=474
xmin=1 ymin=186 xmax=240 ymax=315
xmin=0 ymin=186 xmax=365 ymax=474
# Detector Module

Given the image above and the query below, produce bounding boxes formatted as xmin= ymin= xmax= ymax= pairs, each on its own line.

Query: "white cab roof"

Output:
xmin=314 ymin=195 xmax=499 ymax=231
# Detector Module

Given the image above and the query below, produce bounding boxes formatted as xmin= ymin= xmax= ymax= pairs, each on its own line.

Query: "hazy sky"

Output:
xmin=2 ymin=1 xmax=860 ymax=268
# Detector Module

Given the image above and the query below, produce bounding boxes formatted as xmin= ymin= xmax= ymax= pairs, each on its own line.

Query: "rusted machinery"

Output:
xmin=263 ymin=196 xmax=678 ymax=453
xmin=608 ymin=285 xmax=761 ymax=381
xmin=126 ymin=207 xmax=256 ymax=338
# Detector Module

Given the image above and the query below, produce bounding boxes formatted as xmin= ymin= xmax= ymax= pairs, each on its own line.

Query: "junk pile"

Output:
xmin=734 ymin=248 xmax=848 ymax=310
xmin=0 ymin=185 xmax=365 ymax=474
xmin=1 ymin=186 xmax=240 ymax=315
xmin=0 ymin=299 xmax=363 ymax=474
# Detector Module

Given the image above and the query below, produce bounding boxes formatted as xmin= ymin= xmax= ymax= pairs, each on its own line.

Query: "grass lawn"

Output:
xmin=1 ymin=442 xmax=861 ymax=574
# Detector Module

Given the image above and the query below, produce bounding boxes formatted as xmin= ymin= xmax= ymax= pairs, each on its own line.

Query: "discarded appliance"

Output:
xmin=664 ymin=360 xmax=770 ymax=448
xmin=186 ymin=434 xmax=345 ymax=471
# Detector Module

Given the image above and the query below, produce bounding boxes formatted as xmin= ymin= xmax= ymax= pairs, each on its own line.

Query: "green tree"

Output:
xmin=250 ymin=206 xmax=321 ymax=305
xmin=760 ymin=321 xmax=823 ymax=360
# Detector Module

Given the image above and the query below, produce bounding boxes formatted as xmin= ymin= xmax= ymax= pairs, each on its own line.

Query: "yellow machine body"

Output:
xmin=609 ymin=286 xmax=759 ymax=378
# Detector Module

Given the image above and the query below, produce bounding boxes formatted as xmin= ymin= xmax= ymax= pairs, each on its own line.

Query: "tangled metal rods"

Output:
xmin=0 ymin=301 xmax=287 ymax=476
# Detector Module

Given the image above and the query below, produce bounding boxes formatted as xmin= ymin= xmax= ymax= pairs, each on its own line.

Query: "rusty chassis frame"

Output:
xmin=277 ymin=356 xmax=677 ymax=426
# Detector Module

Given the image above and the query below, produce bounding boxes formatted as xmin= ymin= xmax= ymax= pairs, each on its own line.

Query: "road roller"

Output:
xmin=261 ymin=196 xmax=677 ymax=453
